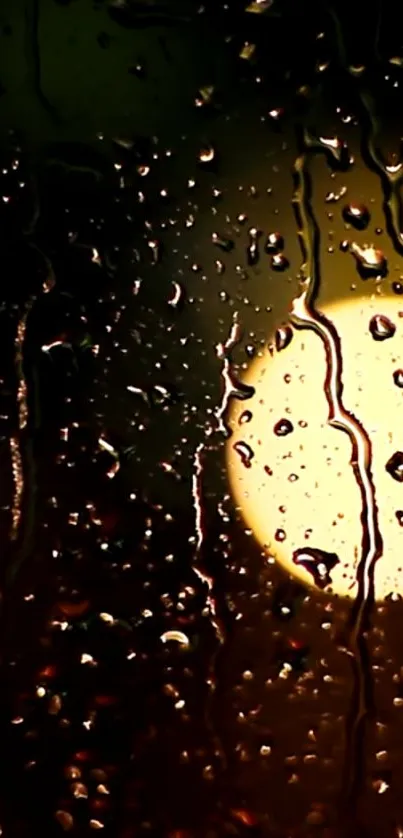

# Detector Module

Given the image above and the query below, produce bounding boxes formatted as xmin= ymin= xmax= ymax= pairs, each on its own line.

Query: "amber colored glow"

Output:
xmin=227 ymin=295 xmax=403 ymax=600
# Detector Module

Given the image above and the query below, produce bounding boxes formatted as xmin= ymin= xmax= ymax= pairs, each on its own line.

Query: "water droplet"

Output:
xmin=274 ymin=418 xmax=294 ymax=436
xmin=275 ymin=528 xmax=286 ymax=542
xmin=393 ymin=369 xmax=403 ymax=387
xmin=212 ymin=232 xmax=234 ymax=252
xmin=199 ymin=145 xmax=215 ymax=163
xmin=233 ymin=441 xmax=254 ymax=468
xmin=396 ymin=510 xmax=403 ymax=526
xmin=271 ymin=253 xmax=289 ymax=271
xmin=275 ymin=324 xmax=293 ymax=352
xmin=265 ymin=231 xmax=284 ymax=253
xmin=386 ymin=451 xmax=403 ymax=482
xmin=392 ymin=280 xmax=403 ymax=295
xmin=246 ymin=227 xmax=261 ymax=266
xmin=342 ymin=202 xmax=370 ymax=229
xmin=215 ymin=259 xmax=225 ymax=274
xmin=350 ymin=242 xmax=387 ymax=277
xmin=246 ymin=0 xmax=273 ymax=12
xmin=369 ymin=314 xmax=396 ymax=341
xmin=239 ymin=410 xmax=252 ymax=425
xmin=293 ymin=547 xmax=340 ymax=589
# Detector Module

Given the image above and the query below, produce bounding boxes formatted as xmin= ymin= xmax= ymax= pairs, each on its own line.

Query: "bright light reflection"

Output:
xmin=227 ymin=295 xmax=403 ymax=600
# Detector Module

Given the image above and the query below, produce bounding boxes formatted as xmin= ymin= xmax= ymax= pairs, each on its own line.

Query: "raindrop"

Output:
xmin=392 ymin=280 xmax=403 ymax=295
xmin=293 ymin=547 xmax=340 ymax=589
xmin=271 ymin=253 xmax=289 ymax=271
xmin=212 ymin=232 xmax=234 ymax=252
xmin=274 ymin=418 xmax=294 ymax=436
xmin=265 ymin=231 xmax=284 ymax=253
xmin=342 ymin=202 xmax=370 ymax=229
xmin=275 ymin=528 xmax=286 ymax=542
xmin=386 ymin=451 xmax=403 ymax=482
xmin=369 ymin=314 xmax=396 ymax=341
xmin=349 ymin=242 xmax=387 ymax=278
xmin=199 ymin=144 xmax=215 ymax=163
xmin=233 ymin=441 xmax=254 ymax=468
xmin=247 ymin=227 xmax=261 ymax=266
xmin=393 ymin=369 xmax=403 ymax=388
xmin=239 ymin=410 xmax=252 ymax=425
xmin=275 ymin=324 xmax=293 ymax=352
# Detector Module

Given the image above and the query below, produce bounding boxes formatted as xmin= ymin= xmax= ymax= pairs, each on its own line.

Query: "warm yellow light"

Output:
xmin=227 ymin=294 xmax=403 ymax=600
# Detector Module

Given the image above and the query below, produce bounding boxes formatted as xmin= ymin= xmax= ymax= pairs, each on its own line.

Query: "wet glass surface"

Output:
xmin=3 ymin=1 xmax=403 ymax=836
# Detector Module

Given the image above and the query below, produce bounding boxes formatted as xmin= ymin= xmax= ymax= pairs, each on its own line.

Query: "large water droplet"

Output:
xmin=271 ymin=253 xmax=289 ymax=271
xmin=350 ymin=242 xmax=388 ymax=278
xmin=393 ymin=369 xmax=403 ymax=388
xmin=369 ymin=314 xmax=396 ymax=341
xmin=265 ymin=231 xmax=284 ymax=253
xmin=212 ymin=232 xmax=234 ymax=252
xmin=275 ymin=324 xmax=293 ymax=352
xmin=386 ymin=451 xmax=403 ymax=482
xmin=274 ymin=418 xmax=294 ymax=436
xmin=233 ymin=441 xmax=254 ymax=468
xmin=199 ymin=144 xmax=215 ymax=163
xmin=293 ymin=547 xmax=340 ymax=589
xmin=342 ymin=202 xmax=370 ymax=230
xmin=246 ymin=227 xmax=261 ymax=266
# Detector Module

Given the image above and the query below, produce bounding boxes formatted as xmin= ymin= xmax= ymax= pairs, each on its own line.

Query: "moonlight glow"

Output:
xmin=227 ymin=294 xmax=403 ymax=600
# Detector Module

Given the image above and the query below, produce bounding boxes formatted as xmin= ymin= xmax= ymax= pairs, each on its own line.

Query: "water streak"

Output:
xmin=191 ymin=438 xmax=227 ymax=771
xmin=360 ymin=88 xmax=403 ymax=255
xmin=10 ymin=309 xmax=31 ymax=541
xmin=291 ymin=149 xmax=383 ymax=804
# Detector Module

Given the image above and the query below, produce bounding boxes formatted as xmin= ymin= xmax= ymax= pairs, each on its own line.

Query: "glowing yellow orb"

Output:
xmin=227 ymin=294 xmax=403 ymax=600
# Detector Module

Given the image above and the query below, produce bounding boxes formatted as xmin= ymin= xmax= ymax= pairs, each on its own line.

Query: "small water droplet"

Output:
xmin=386 ymin=451 xmax=403 ymax=482
xmin=275 ymin=324 xmax=293 ymax=352
xmin=293 ymin=547 xmax=340 ymax=589
xmin=392 ymin=280 xmax=403 ymax=295
xmin=275 ymin=528 xmax=286 ymax=542
xmin=396 ymin=510 xmax=403 ymax=526
xmin=274 ymin=418 xmax=294 ymax=436
xmin=369 ymin=314 xmax=396 ymax=341
xmin=342 ymin=202 xmax=370 ymax=229
xmin=233 ymin=441 xmax=254 ymax=468
xmin=239 ymin=410 xmax=252 ymax=425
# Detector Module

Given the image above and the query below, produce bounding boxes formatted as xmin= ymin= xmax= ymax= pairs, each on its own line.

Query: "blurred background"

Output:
xmin=1 ymin=1 xmax=403 ymax=836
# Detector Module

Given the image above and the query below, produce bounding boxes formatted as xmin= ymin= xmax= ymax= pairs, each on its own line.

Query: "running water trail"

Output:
xmin=191 ymin=438 xmax=225 ymax=647
xmin=191 ymin=437 xmax=227 ymax=770
xmin=10 ymin=307 xmax=32 ymax=543
xmin=190 ymin=313 xmax=254 ymax=770
xmin=291 ymin=148 xmax=383 ymax=804
xmin=7 ymin=254 xmax=55 ymax=584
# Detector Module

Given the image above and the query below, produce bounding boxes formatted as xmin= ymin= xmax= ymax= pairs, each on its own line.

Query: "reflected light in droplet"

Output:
xmin=227 ymin=295 xmax=403 ymax=600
